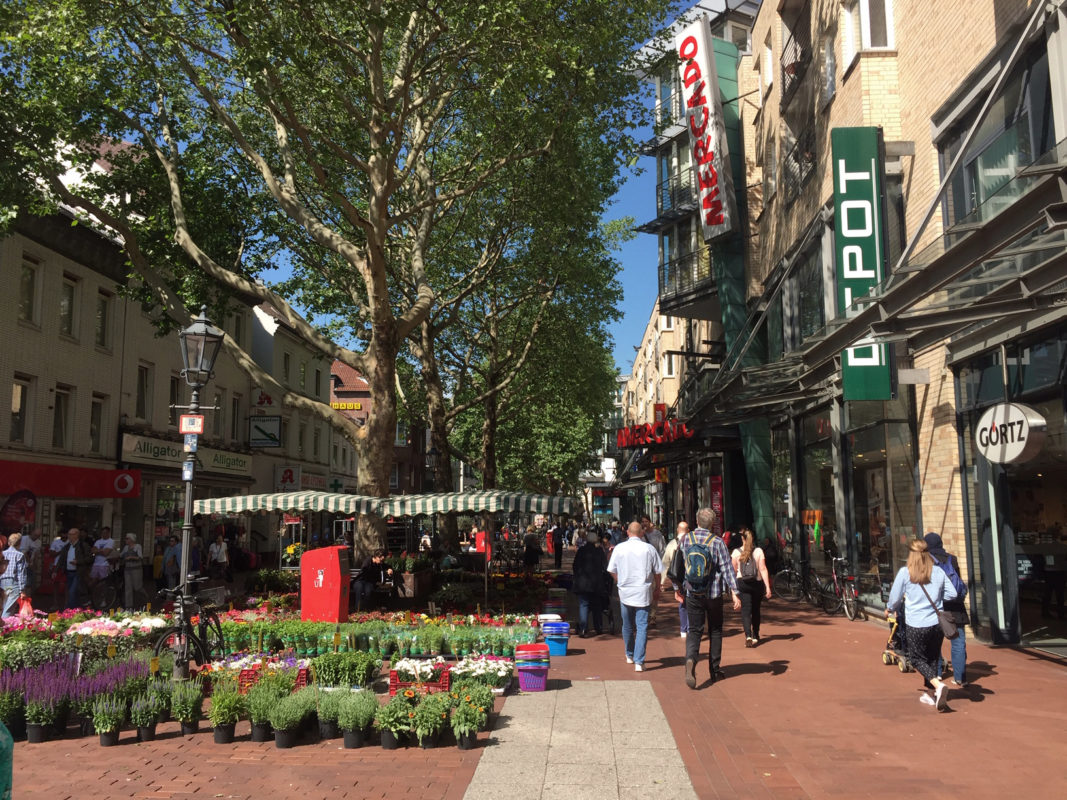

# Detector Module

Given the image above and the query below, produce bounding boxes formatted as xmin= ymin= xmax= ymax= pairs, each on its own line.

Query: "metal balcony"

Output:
xmin=783 ymin=125 xmax=817 ymax=203
xmin=659 ymin=250 xmax=712 ymax=299
xmin=656 ymin=174 xmax=697 ymax=217
xmin=780 ymin=1 xmax=812 ymax=111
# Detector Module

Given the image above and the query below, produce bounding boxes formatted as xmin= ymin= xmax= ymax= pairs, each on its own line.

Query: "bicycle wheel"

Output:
xmin=821 ymin=581 xmax=842 ymax=614
xmin=154 ymin=626 xmax=209 ymax=670
xmin=843 ymin=582 xmax=859 ymax=621
xmin=199 ymin=611 xmax=225 ymax=659
xmin=773 ymin=569 xmax=802 ymax=601
xmin=91 ymin=580 xmax=118 ymax=611
xmin=804 ymin=570 xmax=824 ymax=607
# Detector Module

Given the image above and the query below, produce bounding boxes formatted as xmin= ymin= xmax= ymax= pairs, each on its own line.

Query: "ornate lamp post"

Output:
xmin=176 ymin=307 xmax=225 ymax=588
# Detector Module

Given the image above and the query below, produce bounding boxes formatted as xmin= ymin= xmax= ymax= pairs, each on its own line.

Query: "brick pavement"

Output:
xmin=13 ymin=593 xmax=1067 ymax=800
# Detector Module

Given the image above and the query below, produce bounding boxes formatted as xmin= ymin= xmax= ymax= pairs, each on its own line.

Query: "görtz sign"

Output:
xmin=676 ymin=16 xmax=736 ymax=242
xmin=974 ymin=403 xmax=1047 ymax=464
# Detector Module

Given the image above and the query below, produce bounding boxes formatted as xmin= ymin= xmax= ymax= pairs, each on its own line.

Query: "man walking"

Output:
xmin=662 ymin=521 xmax=689 ymax=638
xmin=607 ymin=521 xmax=663 ymax=672
xmin=54 ymin=527 xmax=93 ymax=610
xmin=1 ymin=533 xmax=30 ymax=618
xmin=673 ymin=507 xmax=740 ymax=688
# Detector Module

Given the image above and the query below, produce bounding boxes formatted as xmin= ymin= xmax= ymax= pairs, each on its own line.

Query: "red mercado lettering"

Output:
xmin=678 ymin=34 xmax=724 ymax=227
xmin=616 ymin=418 xmax=696 ymax=449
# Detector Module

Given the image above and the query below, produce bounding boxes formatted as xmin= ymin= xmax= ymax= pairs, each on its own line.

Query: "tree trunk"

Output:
xmin=415 ymin=321 xmax=460 ymax=552
xmin=480 ymin=395 xmax=498 ymax=490
xmin=353 ymin=343 xmax=397 ymax=557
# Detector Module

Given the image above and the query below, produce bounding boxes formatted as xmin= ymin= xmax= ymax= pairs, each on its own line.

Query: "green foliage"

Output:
xmin=450 ymin=699 xmax=487 ymax=737
xmin=207 ymin=685 xmax=246 ymax=726
xmin=315 ymin=689 xmax=344 ymax=723
xmin=337 ymin=690 xmax=378 ymax=732
xmin=129 ymin=694 xmax=157 ymax=728
xmin=452 ymin=683 xmax=495 ymax=715
xmin=412 ymin=693 xmax=450 ymax=744
xmin=311 ymin=651 xmax=382 ymax=688
xmin=147 ymin=678 xmax=172 ymax=716
xmin=268 ymin=693 xmax=310 ymax=733
xmin=24 ymin=699 xmax=57 ymax=726
xmin=246 ymin=682 xmax=282 ymax=725
xmin=92 ymin=694 xmax=125 ymax=734
xmin=170 ymin=679 xmax=204 ymax=723
xmin=0 ymin=693 xmax=24 ymax=726
xmin=255 ymin=570 xmax=301 ymax=595
xmin=373 ymin=694 xmax=414 ymax=734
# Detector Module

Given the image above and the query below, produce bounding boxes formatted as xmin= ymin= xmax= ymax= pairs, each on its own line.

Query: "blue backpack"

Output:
xmin=683 ymin=540 xmax=715 ymax=594
xmin=935 ymin=556 xmax=966 ymax=598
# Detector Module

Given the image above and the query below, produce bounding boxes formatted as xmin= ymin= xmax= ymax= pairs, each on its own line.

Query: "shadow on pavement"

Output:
xmin=757 ymin=632 xmax=803 ymax=643
xmin=724 ymin=659 xmax=789 ymax=677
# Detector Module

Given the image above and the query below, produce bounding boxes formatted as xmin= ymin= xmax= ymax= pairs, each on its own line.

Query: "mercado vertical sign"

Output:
xmin=676 ymin=16 xmax=736 ymax=242
xmin=831 ymin=127 xmax=894 ymax=400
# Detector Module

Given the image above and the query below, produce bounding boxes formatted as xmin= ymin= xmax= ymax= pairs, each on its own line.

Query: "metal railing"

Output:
xmin=659 ymin=250 xmax=713 ymax=299
xmin=656 ymin=174 xmax=696 ymax=216
xmin=783 ymin=125 xmax=817 ymax=203
xmin=780 ymin=1 xmax=812 ymax=110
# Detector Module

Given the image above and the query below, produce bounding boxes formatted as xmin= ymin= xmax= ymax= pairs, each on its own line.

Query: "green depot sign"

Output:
xmin=831 ymin=127 xmax=894 ymax=401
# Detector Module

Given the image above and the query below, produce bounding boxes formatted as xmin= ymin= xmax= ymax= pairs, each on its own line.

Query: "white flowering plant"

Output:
xmin=450 ymin=656 xmax=514 ymax=689
xmin=391 ymin=656 xmax=448 ymax=683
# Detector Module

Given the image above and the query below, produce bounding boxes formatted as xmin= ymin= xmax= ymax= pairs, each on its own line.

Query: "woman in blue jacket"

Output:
xmin=887 ymin=539 xmax=958 ymax=711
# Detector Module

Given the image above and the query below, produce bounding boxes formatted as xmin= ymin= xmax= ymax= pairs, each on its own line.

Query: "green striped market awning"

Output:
xmin=193 ymin=491 xmax=381 ymax=516
xmin=194 ymin=490 xmax=575 ymax=517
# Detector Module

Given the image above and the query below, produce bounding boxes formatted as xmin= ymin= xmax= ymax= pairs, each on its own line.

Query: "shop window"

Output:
xmin=59 ymin=277 xmax=77 ymax=338
xmin=95 ymin=291 xmax=111 ymax=348
xmin=52 ymin=385 xmax=72 ymax=449
xmin=136 ymin=364 xmax=152 ymax=422
xmin=1018 ymin=332 xmax=1067 ymax=396
xmin=771 ymin=425 xmax=794 ymax=563
xmin=10 ymin=377 xmax=31 ymax=445
xmin=19 ymin=256 xmax=39 ymax=324
xmin=89 ymin=394 xmax=105 ymax=453
xmin=801 ymin=409 xmax=837 ymax=570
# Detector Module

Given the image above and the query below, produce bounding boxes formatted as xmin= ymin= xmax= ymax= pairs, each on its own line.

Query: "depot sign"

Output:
xmin=616 ymin=418 xmax=695 ymax=449
xmin=975 ymin=403 xmax=1047 ymax=463
xmin=676 ymin=17 xmax=736 ymax=242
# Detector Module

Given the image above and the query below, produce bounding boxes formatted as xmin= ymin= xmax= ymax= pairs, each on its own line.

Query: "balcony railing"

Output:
xmin=783 ymin=124 xmax=817 ymax=203
xmin=780 ymin=1 xmax=812 ymax=110
xmin=659 ymin=250 xmax=713 ymax=299
xmin=656 ymin=174 xmax=696 ymax=217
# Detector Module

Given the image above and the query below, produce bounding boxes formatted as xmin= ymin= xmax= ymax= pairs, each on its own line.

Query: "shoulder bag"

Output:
xmin=918 ymin=582 xmax=959 ymax=639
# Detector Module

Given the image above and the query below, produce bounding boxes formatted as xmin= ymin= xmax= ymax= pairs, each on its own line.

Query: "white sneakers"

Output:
xmin=935 ymin=683 xmax=949 ymax=711
xmin=634 ymin=664 xmax=644 ymax=672
xmin=625 ymin=656 xmax=634 ymax=664
xmin=679 ymin=631 xmax=687 ymax=638
xmin=919 ymin=693 xmax=935 ymax=706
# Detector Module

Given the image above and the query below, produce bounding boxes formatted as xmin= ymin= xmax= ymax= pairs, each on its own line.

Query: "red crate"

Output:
xmin=237 ymin=669 xmax=260 ymax=694
xmin=388 ymin=668 xmax=450 ymax=697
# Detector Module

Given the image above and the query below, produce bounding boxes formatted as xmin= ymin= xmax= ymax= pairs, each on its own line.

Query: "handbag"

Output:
xmin=918 ymin=582 xmax=959 ymax=639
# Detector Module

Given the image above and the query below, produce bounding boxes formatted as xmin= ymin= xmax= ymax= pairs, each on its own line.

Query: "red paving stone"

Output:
xmin=13 ymin=593 xmax=1067 ymax=799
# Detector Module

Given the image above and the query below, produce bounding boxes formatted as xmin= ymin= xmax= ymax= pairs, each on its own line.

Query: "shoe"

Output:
xmin=919 ymin=693 xmax=936 ymax=706
xmin=626 ymin=656 xmax=634 ymax=664
xmin=745 ymin=638 xmax=754 ymax=648
xmin=684 ymin=659 xmax=696 ymax=689
xmin=711 ymin=668 xmax=725 ymax=683
xmin=594 ymin=630 xmax=604 ymax=636
xmin=634 ymin=664 xmax=644 ymax=672
xmin=935 ymin=683 xmax=948 ymax=711
xmin=679 ymin=631 xmax=688 ymax=638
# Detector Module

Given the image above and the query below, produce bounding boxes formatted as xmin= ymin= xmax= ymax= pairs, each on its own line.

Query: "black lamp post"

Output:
xmin=176 ymin=307 xmax=225 ymax=589
xmin=425 ymin=445 xmax=441 ymax=490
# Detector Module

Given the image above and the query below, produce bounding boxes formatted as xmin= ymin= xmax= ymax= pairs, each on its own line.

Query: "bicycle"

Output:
xmin=820 ymin=557 xmax=861 ymax=620
xmin=773 ymin=560 xmax=823 ymax=606
xmin=153 ymin=576 xmax=225 ymax=675
xmin=89 ymin=563 xmax=120 ymax=611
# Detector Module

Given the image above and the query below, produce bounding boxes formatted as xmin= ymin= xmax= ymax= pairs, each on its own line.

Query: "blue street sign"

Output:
xmin=184 ymin=434 xmax=199 ymax=453
xmin=182 ymin=460 xmax=195 ymax=481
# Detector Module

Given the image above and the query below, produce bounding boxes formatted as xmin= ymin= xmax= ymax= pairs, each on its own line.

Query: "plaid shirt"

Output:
xmin=1 ymin=546 xmax=29 ymax=592
xmin=676 ymin=528 xmax=738 ymax=599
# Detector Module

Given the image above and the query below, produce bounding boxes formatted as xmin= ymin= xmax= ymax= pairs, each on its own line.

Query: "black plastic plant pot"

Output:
xmin=180 ymin=720 xmax=200 ymax=736
xmin=213 ymin=723 xmax=236 ymax=744
xmin=457 ymin=732 xmax=477 ymax=750
xmin=379 ymin=729 xmax=401 ymax=750
xmin=318 ymin=719 xmax=339 ymax=740
xmin=137 ymin=725 xmax=157 ymax=743
xmin=420 ymin=732 xmax=438 ymax=749
xmin=251 ymin=722 xmax=273 ymax=743
xmin=99 ymin=730 xmax=120 ymax=747
xmin=274 ymin=727 xmax=299 ymax=749
xmin=342 ymin=728 xmax=365 ymax=749
xmin=26 ymin=723 xmax=49 ymax=744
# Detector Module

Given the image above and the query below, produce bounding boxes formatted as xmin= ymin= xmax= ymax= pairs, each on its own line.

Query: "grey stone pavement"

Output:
xmin=464 ymin=679 xmax=695 ymax=800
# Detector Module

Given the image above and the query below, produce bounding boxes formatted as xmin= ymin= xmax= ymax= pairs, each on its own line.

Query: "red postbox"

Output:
xmin=300 ymin=546 xmax=351 ymax=622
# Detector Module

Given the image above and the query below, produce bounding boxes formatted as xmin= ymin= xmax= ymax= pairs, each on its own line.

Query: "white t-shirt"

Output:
xmin=93 ymin=537 xmax=115 ymax=569
xmin=209 ymin=541 xmax=228 ymax=564
xmin=50 ymin=537 xmax=66 ymax=553
xmin=20 ymin=535 xmax=41 ymax=568
xmin=607 ymin=537 xmax=664 ymax=608
xmin=732 ymin=547 xmax=765 ymax=579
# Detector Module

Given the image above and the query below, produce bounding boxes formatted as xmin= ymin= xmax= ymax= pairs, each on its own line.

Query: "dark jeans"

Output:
xmin=577 ymin=592 xmax=603 ymax=635
xmin=352 ymin=580 xmax=375 ymax=611
xmin=738 ymin=580 xmax=764 ymax=639
xmin=554 ymin=544 xmax=563 ymax=569
xmin=65 ymin=570 xmax=82 ymax=610
xmin=685 ymin=593 xmax=724 ymax=671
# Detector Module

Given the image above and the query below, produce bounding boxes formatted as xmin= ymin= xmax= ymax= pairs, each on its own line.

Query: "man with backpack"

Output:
xmin=607 ymin=521 xmax=663 ymax=672
xmin=924 ymin=532 xmax=969 ymax=686
xmin=670 ymin=507 xmax=740 ymax=689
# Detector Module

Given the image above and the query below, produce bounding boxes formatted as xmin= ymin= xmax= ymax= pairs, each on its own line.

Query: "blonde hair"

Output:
xmin=906 ymin=539 xmax=933 ymax=584
xmin=739 ymin=528 xmax=755 ymax=563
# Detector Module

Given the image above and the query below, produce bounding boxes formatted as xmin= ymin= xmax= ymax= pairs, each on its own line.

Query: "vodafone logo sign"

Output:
xmin=114 ymin=472 xmax=136 ymax=495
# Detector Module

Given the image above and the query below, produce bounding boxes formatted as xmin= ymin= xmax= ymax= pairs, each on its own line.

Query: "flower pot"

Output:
xmin=274 ymin=728 xmax=299 ymax=749
xmin=7 ymin=717 xmax=26 ymax=741
xmin=379 ymin=729 xmax=402 ymax=750
xmin=457 ymin=731 xmax=477 ymax=750
xmin=318 ymin=719 xmax=339 ymax=739
xmin=99 ymin=730 xmax=120 ymax=747
xmin=26 ymin=723 xmax=50 ymax=744
xmin=213 ymin=723 xmax=236 ymax=744
xmin=251 ymin=721 xmax=273 ymax=742
xmin=80 ymin=717 xmax=95 ymax=737
xmin=179 ymin=720 xmax=200 ymax=736
xmin=419 ymin=732 xmax=439 ymax=749
xmin=156 ymin=708 xmax=172 ymax=724
xmin=342 ymin=728 xmax=365 ymax=749
xmin=137 ymin=725 xmax=157 ymax=743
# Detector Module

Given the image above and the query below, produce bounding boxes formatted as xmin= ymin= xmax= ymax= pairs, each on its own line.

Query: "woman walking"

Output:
xmin=571 ymin=530 xmax=608 ymax=637
xmin=730 ymin=526 xmax=772 ymax=646
xmin=887 ymin=539 xmax=958 ymax=711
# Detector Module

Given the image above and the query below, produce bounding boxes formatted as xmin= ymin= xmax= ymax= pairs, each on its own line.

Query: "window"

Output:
xmin=860 ymin=0 xmax=894 ymax=49
xmin=314 ymin=369 xmax=322 ymax=397
xmin=764 ymin=35 xmax=773 ymax=88
xmin=842 ymin=3 xmax=859 ymax=66
xmin=823 ymin=34 xmax=836 ymax=104
xmin=662 ymin=353 xmax=676 ymax=378
xmin=390 ymin=464 xmax=399 ymax=489
xmin=212 ymin=391 xmax=224 ymax=437
xmin=169 ymin=376 xmax=181 ymax=426
xmin=299 ymin=362 xmax=306 ymax=390
xmin=232 ymin=314 xmax=243 ymax=348
xmin=136 ymin=364 xmax=152 ymax=421
xmin=95 ymin=291 xmax=111 ymax=348
xmin=10 ymin=378 xmax=31 ymax=444
xmin=52 ymin=386 xmax=71 ymax=449
xmin=661 ymin=315 xmax=673 ymax=331
xmin=764 ymin=136 xmax=777 ymax=199
xmin=395 ymin=420 xmax=408 ymax=446
xmin=280 ymin=418 xmax=289 ymax=451
xmin=727 ymin=21 xmax=750 ymax=54
xmin=19 ymin=257 xmax=39 ymax=323
xmin=298 ymin=421 xmax=307 ymax=456
xmin=333 ymin=442 xmax=339 ymax=467
xmin=796 ymin=248 xmax=825 ymax=342
xmin=230 ymin=395 xmax=241 ymax=441
xmin=90 ymin=395 xmax=105 ymax=454
xmin=59 ymin=278 xmax=77 ymax=337
xmin=312 ymin=425 xmax=321 ymax=458
xmin=283 ymin=352 xmax=291 ymax=384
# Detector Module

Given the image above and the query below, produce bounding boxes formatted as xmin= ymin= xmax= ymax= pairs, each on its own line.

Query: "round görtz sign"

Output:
xmin=974 ymin=403 xmax=1047 ymax=463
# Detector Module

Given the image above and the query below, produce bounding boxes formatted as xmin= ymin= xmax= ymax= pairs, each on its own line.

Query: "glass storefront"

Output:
xmin=800 ymin=408 xmax=838 ymax=572
xmin=771 ymin=425 xmax=795 ymax=566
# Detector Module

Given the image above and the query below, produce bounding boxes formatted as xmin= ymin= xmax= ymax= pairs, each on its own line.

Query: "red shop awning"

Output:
xmin=0 ymin=459 xmax=141 ymax=499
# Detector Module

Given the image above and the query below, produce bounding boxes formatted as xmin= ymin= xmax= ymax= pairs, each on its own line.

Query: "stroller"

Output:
xmin=882 ymin=603 xmax=913 ymax=672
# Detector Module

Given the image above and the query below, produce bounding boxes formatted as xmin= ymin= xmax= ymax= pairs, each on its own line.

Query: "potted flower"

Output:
xmin=247 ymin=682 xmax=277 ymax=743
xmin=268 ymin=695 xmax=305 ymax=749
xmin=373 ymin=694 xmax=412 ymax=750
xmin=93 ymin=694 xmax=126 ymax=747
xmin=130 ymin=694 xmax=158 ymax=742
xmin=378 ymin=635 xmax=395 ymax=659
xmin=316 ymin=689 xmax=343 ymax=739
xmin=25 ymin=696 xmax=57 ymax=744
xmin=338 ymin=690 xmax=378 ymax=749
xmin=208 ymin=684 xmax=245 ymax=743
xmin=450 ymin=700 xmax=486 ymax=750
xmin=171 ymin=679 xmax=204 ymax=735
xmin=148 ymin=678 xmax=172 ymax=723
xmin=412 ymin=693 xmax=449 ymax=749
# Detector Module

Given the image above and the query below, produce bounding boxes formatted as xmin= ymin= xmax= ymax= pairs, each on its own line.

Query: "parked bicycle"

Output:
xmin=820 ymin=556 xmax=862 ymax=620
xmin=153 ymin=575 xmax=225 ymax=675
xmin=773 ymin=559 xmax=824 ymax=606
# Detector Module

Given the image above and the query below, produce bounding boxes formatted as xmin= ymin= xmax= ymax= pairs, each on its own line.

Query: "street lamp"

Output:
xmin=425 ymin=445 xmax=440 ymax=490
xmin=176 ymin=307 xmax=225 ymax=590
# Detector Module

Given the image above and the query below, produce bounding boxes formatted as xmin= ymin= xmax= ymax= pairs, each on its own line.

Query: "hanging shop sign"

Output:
xmin=122 ymin=433 xmax=252 ymax=477
xmin=616 ymin=418 xmax=695 ymax=449
xmin=974 ymin=403 xmax=1047 ymax=463
xmin=249 ymin=416 xmax=282 ymax=448
xmin=831 ymin=127 xmax=894 ymax=401
xmin=676 ymin=16 xmax=736 ymax=242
